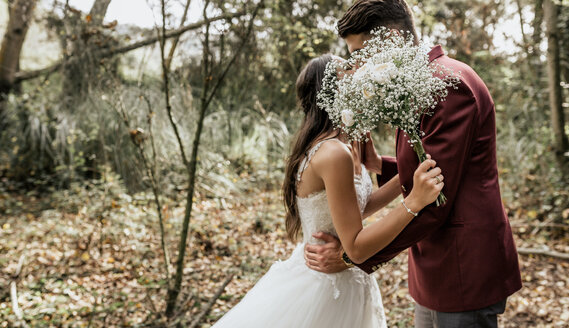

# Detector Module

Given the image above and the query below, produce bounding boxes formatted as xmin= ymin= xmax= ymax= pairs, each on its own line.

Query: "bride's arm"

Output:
xmin=362 ymin=174 xmax=401 ymax=219
xmin=314 ymin=142 xmax=443 ymax=264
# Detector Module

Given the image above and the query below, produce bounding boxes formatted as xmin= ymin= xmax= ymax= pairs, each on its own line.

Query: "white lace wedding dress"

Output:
xmin=212 ymin=139 xmax=387 ymax=328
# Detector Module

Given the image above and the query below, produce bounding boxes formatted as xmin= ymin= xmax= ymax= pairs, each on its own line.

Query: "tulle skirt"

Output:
xmin=212 ymin=244 xmax=387 ymax=328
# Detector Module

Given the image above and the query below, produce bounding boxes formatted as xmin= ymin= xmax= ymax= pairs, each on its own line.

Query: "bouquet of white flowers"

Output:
xmin=317 ymin=28 xmax=460 ymax=206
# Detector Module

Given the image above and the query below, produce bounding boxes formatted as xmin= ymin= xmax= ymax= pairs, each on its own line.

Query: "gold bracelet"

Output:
xmin=401 ymin=199 xmax=418 ymax=217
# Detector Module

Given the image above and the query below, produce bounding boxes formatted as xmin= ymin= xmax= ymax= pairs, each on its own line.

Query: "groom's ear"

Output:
xmin=344 ymin=33 xmax=369 ymax=54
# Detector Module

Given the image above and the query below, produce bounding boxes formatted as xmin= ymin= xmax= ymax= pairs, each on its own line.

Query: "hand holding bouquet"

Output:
xmin=317 ymin=28 xmax=460 ymax=206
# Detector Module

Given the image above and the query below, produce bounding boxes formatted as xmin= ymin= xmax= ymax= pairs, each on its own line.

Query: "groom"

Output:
xmin=304 ymin=1 xmax=522 ymax=327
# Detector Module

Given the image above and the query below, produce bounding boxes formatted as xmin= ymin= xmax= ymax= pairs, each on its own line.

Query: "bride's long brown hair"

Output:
xmin=283 ymin=54 xmax=339 ymax=241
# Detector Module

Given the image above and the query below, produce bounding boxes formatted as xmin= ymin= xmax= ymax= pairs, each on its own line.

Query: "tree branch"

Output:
xmin=13 ymin=11 xmax=245 ymax=83
xmin=518 ymin=247 xmax=569 ymax=260
xmin=204 ymin=4 xmax=260 ymax=110
xmin=10 ymin=254 xmax=26 ymax=324
xmin=164 ymin=1 xmax=261 ymax=317
xmin=187 ymin=274 xmax=234 ymax=328
xmin=113 ymin=93 xmax=172 ymax=282
xmin=165 ymin=0 xmax=192 ymax=71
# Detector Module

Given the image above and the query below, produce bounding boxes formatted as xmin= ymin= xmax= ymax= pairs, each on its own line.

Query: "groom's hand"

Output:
xmin=304 ymin=232 xmax=348 ymax=273
xmin=362 ymin=132 xmax=382 ymax=174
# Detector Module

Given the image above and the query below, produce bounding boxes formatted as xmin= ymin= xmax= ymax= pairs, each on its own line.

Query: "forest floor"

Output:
xmin=0 ymin=178 xmax=568 ymax=327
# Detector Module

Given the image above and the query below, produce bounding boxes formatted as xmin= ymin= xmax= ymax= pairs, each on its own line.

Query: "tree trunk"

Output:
xmin=515 ymin=0 xmax=529 ymax=81
xmin=61 ymin=0 xmax=113 ymax=108
xmin=0 ymin=0 xmax=37 ymax=96
xmin=89 ymin=0 xmax=112 ymax=26
xmin=164 ymin=1 xmax=261 ymax=318
xmin=544 ymin=0 xmax=569 ymax=176
xmin=532 ymin=0 xmax=544 ymax=58
xmin=532 ymin=0 xmax=546 ymax=106
xmin=531 ymin=0 xmax=545 ymax=95
xmin=561 ymin=5 xmax=569 ymax=85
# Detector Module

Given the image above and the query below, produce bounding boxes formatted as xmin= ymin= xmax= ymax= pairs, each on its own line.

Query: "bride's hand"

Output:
xmin=405 ymin=155 xmax=444 ymax=213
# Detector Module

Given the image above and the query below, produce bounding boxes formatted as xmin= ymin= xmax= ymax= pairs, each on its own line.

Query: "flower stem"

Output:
xmin=410 ymin=134 xmax=447 ymax=206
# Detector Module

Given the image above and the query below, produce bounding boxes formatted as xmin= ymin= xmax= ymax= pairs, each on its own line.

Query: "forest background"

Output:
xmin=1 ymin=0 xmax=569 ymax=327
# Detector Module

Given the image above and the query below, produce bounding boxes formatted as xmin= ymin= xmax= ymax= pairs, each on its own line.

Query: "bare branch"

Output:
xmin=204 ymin=4 xmax=261 ymax=110
xmin=88 ymin=0 xmax=112 ymax=26
xmin=10 ymin=254 xmax=26 ymax=324
xmin=111 ymin=91 xmax=172 ymax=283
xmin=165 ymin=0 xmax=192 ymax=71
xmin=518 ymin=247 xmax=569 ymax=260
xmin=164 ymin=1 xmax=262 ymax=317
xmin=159 ymin=0 xmax=190 ymax=171
xmin=187 ymin=274 xmax=234 ymax=328
xmin=13 ymin=11 xmax=245 ymax=83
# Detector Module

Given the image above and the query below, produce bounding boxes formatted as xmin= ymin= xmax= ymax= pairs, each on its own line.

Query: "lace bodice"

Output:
xmin=296 ymin=139 xmax=373 ymax=244
xmin=214 ymin=138 xmax=386 ymax=328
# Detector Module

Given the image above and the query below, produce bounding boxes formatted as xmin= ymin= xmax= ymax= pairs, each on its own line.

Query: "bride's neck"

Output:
xmin=316 ymin=130 xmax=348 ymax=144
xmin=337 ymin=131 xmax=349 ymax=144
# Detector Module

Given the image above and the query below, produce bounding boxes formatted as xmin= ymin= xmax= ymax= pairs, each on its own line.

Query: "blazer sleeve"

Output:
xmin=377 ymin=156 xmax=398 ymax=187
xmin=356 ymin=84 xmax=479 ymax=273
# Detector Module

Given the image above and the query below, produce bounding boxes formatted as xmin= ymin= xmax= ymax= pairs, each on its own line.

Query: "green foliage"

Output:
xmin=1 ymin=1 xmax=569 ymax=326
xmin=1 ymin=0 xmax=566 ymax=220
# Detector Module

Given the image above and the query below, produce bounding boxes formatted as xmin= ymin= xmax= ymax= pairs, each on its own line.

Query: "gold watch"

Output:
xmin=341 ymin=252 xmax=355 ymax=268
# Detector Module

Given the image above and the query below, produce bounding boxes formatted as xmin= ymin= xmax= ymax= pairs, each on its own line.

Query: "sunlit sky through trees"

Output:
xmin=59 ymin=0 xmax=527 ymax=55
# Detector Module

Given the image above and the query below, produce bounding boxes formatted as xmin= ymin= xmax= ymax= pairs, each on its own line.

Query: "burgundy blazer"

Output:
xmin=356 ymin=46 xmax=522 ymax=312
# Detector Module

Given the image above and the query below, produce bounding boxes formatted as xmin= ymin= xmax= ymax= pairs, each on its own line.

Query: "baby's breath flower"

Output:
xmin=317 ymin=27 xmax=459 ymax=143
xmin=316 ymin=27 xmax=460 ymax=206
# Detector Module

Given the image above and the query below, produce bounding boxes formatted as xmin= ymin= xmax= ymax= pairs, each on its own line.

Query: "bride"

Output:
xmin=212 ymin=54 xmax=444 ymax=328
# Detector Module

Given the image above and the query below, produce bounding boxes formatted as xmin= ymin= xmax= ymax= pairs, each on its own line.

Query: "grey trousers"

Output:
xmin=414 ymin=299 xmax=507 ymax=328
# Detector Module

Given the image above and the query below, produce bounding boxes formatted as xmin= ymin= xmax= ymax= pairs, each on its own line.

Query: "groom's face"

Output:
xmin=344 ymin=33 xmax=372 ymax=54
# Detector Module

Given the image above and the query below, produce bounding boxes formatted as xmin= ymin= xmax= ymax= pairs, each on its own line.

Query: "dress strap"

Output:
xmin=296 ymin=139 xmax=332 ymax=182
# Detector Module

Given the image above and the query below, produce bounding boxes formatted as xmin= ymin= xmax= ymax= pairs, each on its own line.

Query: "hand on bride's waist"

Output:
xmin=304 ymin=232 xmax=350 ymax=274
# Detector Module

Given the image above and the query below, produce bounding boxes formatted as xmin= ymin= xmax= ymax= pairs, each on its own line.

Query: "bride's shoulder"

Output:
xmin=312 ymin=139 xmax=353 ymax=170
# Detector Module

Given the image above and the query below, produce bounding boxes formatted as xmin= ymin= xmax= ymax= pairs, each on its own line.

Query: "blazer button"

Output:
xmin=401 ymin=185 xmax=407 ymax=192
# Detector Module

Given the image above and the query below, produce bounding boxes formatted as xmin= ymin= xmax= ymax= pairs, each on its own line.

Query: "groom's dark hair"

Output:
xmin=337 ymin=0 xmax=418 ymax=41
